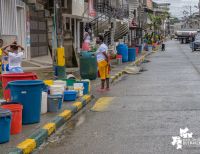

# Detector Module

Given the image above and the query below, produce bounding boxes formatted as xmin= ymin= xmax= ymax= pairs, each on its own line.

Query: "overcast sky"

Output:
xmin=153 ymin=0 xmax=199 ymax=18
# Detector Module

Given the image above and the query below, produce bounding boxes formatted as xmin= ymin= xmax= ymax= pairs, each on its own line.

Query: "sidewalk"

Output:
xmin=1 ymin=51 xmax=151 ymax=154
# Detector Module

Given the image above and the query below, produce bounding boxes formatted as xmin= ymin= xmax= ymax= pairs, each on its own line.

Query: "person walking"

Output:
xmin=96 ymin=35 xmax=110 ymax=91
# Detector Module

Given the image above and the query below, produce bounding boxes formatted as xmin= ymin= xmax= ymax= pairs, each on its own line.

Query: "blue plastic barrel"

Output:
xmin=128 ymin=48 xmax=136 ymax=62
xmin=0 ymin=109 xmax=11 ymax=144
xmin=7 ymin=80 xmax=45 ymax=124
xmin=117 ymin=44 xmax=128 ymax=62
xmin=47 ymin=95 xmax=63 ymax=112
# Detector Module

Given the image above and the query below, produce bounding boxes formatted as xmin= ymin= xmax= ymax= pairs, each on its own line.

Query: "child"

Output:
xmin=3 ymin=41 xmax=24 ymax=73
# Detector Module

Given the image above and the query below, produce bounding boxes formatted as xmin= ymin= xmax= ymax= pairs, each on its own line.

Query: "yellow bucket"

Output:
xmin=44 ymin=80 xmax=53 ymax=86
xmin=57 ymin=47 xmax=65 ymax=66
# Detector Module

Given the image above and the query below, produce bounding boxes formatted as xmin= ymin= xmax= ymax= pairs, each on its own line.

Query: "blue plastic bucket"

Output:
xmin=64 ymin=91 xmax=77 ymax=101
xmin=47 ymin=95 xmax=63 ymax=112
xmin=0 ymin=109 xmax=11 ymax=144
xmin=7 ymin=80 xmax=45 ymax=124
xmin=128 ymin=48 xmax=136 ymax=62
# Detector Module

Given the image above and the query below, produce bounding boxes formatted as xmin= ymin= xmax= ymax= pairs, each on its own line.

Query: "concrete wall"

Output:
xmin=72 ymin=0 xmax=84 ymax=16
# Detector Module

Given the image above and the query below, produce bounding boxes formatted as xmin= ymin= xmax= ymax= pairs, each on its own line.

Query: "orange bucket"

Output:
xmin=1 ymin=103 xmax=23 ymax=135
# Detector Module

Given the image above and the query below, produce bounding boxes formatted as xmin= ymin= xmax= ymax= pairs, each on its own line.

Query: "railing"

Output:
xmin=94 ymin=2 xmax=129 ymax=19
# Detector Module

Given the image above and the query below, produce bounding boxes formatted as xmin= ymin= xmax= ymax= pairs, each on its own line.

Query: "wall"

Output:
xmin=72 ymin=0 xmax=84 ymax=16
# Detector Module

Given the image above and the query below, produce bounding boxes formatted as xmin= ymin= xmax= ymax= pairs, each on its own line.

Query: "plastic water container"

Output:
xmin=47 ymin=95 xmax=63 ymax=112
xmin=0 ymin=72 xmax=38 ymax=101
xmin=116 ymin=55 xmax=122 ymax=65
xmin=7 ymin=80 xmax=45 ymax=124
xmin=64 ymin=91 xmax=77 ymax=101
xmin=54 ymin=80 xmax=66 ymax=89
xmin=117 ymin=44 xmax=128 ymax=62
xmin=148 ymin=45 xmax=153 ymax=52
xmin=74 ymin=83 xmax=84 ymax=97
xmin=1 ymin=102 xmax=23 ymax=135
xmin=0 ymin=109 xmax=11 ymax=143
xmin=44 ymin=80 xmax=53 ymax=86
xmin=50 ymin=85 xmax=65 ymax=95
xmin=128 ymin=48 xmax=136 ymax=62
xmin=41 ymin=92 xmax=48 ymax=114
xmin=76 ymin=80 xmax=90 ymax=95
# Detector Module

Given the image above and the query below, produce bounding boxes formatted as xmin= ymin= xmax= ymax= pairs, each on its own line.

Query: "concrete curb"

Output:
xmin=111 ymin=51 xmax=153 ymax=84
xmin=9 ymin=95 xmax=93 ymax=154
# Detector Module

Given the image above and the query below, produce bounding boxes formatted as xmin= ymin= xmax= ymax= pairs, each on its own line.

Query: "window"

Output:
xmin=0 ymin=0 xmax=17 ymax=35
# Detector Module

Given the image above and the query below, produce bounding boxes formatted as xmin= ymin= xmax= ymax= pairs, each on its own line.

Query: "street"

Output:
xmin=38 ymin=40 xmax=200 ymax=154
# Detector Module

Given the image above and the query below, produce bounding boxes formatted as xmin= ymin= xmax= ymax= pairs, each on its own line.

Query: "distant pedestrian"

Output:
xmin=96 ymin=35 xmax=110 ymax=91
xmin=161 ymin=40 xmax=165 ymax=51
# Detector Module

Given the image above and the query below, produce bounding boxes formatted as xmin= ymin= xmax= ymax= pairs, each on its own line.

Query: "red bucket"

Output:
xmin=135 ymin=47 xmax=139 ymax=56
xmin=0 ymin=72 xmax=38 ymax=101
xmin=1 ymin=104 xmax=23 ymax=135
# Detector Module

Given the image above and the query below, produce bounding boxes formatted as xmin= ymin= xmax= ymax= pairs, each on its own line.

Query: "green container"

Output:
xmin=61 ymin=79 xmax=76 ymax=87
xmin=55 ymin=66 xmax=66 ymax=79
xmin=80 ymin=52 xmax=97 ymax=80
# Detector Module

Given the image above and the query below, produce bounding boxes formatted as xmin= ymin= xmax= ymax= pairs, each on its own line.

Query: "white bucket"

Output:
xmin=54 ymin=80 xmax=66 ymax=89
xmin=50 ymin=85 xmax=65 ymax=95
xmin=74 ymin=83 xmax=84 ymax=97
xmin=41 ymin=92 xmax=48 ymax=114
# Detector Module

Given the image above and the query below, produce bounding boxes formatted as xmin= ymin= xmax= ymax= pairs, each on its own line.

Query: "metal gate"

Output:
xmin=30 ymin=8 xmax=48 ymax=58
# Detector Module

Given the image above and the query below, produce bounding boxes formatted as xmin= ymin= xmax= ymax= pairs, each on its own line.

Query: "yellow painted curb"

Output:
xmin=83 ymin=95 xmax=91 ymax=102
xmin=17 ymin=139 xmax=36 ymax=154
xmin=72 ymin=102 xmax=83 ymax=111
xmin=59 ymin=110 xmax=72 ymax=120
xmin=43 ymin=123 xmax=56 ymax=136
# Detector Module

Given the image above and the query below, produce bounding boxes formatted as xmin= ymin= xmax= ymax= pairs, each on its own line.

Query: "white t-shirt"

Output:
xmin=96 ymin=43 xmax=108 ymax=62
xmin=8 ymin=52 xmax=23 ymax=69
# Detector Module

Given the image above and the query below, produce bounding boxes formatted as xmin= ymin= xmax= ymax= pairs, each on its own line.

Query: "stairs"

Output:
xmin=114 ymin=20 xmax=129 ymax=41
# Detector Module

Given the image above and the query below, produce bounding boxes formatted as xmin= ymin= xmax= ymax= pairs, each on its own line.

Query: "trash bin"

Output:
xmin=0 ymin=109 xmax=11 ymax=143
xmin=0 ymin=72 xmax=38 ymax=101
xmin=7 ymin=80 xmax=45 ymax=124
xmin=1 ymin=102 xmax=23 ymax=135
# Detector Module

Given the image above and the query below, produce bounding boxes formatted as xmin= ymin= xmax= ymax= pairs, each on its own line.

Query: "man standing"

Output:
xmin=96 ymin=35 xmax=110 ymax=91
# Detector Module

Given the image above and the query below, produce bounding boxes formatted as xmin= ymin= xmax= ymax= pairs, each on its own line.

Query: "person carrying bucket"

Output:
xmin=2 ymin=41 xmax=24 ymax=73
xmin=96 ymin=35 xmax=110 ymax=91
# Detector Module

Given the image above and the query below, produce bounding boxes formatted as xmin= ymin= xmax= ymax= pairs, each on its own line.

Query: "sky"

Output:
xmin=153 ymin=0 xmax=199 ymax=18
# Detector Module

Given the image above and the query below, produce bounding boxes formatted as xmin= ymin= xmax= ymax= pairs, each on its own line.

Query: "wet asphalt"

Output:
xmin=37 ymin=40 xmax=200 ymax=154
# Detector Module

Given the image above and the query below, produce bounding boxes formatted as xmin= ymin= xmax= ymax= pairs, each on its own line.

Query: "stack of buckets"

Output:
xmin=0 ymin=72 xmax=43 ymax=144
xmin=0 ymin=79 xmax=45 ymax=144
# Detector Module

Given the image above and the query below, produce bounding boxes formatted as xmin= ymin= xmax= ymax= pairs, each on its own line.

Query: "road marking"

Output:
xmin=91 ymin=97 xmax=114 ymax=112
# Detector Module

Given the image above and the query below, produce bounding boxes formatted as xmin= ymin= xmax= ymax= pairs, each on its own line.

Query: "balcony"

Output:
xmin=94 ymin=1 xmax=129 ymax=19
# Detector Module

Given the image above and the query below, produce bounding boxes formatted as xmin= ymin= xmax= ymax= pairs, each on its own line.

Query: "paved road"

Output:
xmin=38 ymin=40 xmax=200 ymax=154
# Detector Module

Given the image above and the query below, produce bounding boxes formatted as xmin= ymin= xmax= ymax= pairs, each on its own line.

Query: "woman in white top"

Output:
xmin=96 ymin=35 xmax=110 ymax=91
xmin=3 ymin=41 xmax=24 ymax=73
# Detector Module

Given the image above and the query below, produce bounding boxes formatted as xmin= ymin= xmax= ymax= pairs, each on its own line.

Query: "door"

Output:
xmin=17 ymin=7 xmax=26 ymax=58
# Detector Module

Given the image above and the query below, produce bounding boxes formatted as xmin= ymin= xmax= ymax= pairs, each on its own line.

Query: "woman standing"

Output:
xmin=96 ymin=35 xmax=110 ymax=91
